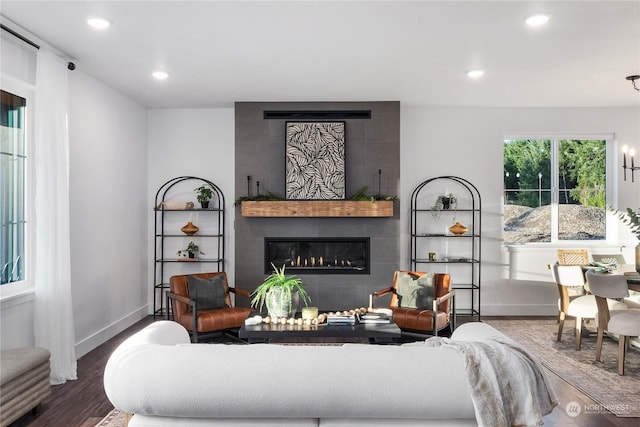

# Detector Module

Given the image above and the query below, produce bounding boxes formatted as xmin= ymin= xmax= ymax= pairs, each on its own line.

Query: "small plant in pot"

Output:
xmin=250 ymin=264 xmax=311 ymax=318
xmin=177 ymin=241 xmax=205 ymax=259
xmin=431 ymin=193 xmax=457 ymax=218
xmin=194 ymin=185 xmax=213 ymax=209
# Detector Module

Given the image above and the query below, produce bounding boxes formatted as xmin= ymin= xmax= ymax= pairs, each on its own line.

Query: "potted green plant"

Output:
xmin=612 ymin=207 xmax=640 ymax=273
xmin=194 ymin=185 xmax=213 ymax=209
xmin=251 ymin=264 xmax=311 ymax=318
xmin=177 ymin=241 xmax=205 ymax=259
xmin=431 ymin=193 xmax=457 ymax=218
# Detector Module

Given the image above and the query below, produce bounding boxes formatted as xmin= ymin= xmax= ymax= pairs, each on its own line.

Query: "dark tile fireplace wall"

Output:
xmin=234 ymin=102 xmax=400 ymax=311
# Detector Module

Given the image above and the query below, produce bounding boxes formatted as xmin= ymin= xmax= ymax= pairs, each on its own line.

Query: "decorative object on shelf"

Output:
xmin=250 ymin=264 xmax=311 ymax=319
xmin=155 ymin=201 xmax=194 ymax=210
xmin=177 ymin=241 xmax=205 ymax=260
xmin=431 ymin=193 xmax=457 ymax=218
xmin=611 ymin=206 xmax=640 ymax=272
xmin=194 ymin=185 xmax=213 ymax=208
xmin=621 ymin=145 xmax=640 ymax=182
xmin=180 ymin=221 xmax=199 ymax=235
xmin=428 ymin=252 xmax=437 ymax=261
xmin=448 ymin=221 xmax=468 ymax=236
xmin=285 ymin=121 xmax=345 ymax=200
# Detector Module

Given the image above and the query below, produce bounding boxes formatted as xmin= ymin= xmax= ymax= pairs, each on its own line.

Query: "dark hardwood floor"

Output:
xmin=9 ymin=315 xmax=638 ymax=427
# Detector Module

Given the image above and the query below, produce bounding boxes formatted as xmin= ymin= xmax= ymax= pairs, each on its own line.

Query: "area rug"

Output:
xmin=484 ymin=318 xmax=640 ymax=417
xmin=95 ymin=408 xmax=125 ymax=427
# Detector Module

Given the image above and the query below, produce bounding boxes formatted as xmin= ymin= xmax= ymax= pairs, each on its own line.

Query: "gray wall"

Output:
xmin=235 ymin=102 xmax=400 ymax=311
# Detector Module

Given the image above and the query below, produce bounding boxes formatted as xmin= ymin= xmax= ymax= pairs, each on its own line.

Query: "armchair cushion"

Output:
xmin=396 ymin=272 xmax=434 ymax=309
xmin=187 ymin=275 xmax=227 ymax=311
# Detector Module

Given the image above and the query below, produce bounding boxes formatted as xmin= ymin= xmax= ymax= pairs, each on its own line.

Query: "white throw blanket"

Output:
xmin=424 ymin=336 xmax=558 ymax=427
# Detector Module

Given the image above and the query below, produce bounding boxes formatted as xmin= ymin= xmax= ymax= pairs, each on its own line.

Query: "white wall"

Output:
xmin=401 ymin=106 xmax=640 ymax=315
xmin=68 ymin=71 xmax=149 ymax=357
xmin=147 ymin=108 xmax=235 ymax=304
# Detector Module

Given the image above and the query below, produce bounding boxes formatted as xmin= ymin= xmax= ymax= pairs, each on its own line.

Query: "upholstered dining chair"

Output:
xmin=370 ymin=271 xmax=455 ymax=337
xmin=586 ymin=270 xmax=640 ymax=375
xmin=557 ymin=249 xmax=589 ymax=266
xmin=551 ymin=264 xmax=610 ymax=350
xmin=167 ymin=272 xmax=254 ymax=343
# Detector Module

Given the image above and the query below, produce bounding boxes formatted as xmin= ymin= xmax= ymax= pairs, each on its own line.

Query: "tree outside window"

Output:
xmin=504 ymin=139 xmax=607 ymax=244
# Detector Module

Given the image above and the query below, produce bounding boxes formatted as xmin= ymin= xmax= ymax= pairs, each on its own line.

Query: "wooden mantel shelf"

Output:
xmin=241 ymin=200 xmax=394 ymax=218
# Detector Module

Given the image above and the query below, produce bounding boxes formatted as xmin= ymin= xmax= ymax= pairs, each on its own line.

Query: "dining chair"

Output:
xmin=585 ymin=270 xmax=640 ymax=375
xmin=591 ymin=254 xmax=626 ymax=265
xmin=557 ymin=249 xmax=589 ymax=266
xmin=551 ymin=264 xmax=597 ymax=350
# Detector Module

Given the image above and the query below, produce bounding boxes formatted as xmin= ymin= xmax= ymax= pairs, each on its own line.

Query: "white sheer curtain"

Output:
xmin=33 ymin=48 xmax=77 ymax=384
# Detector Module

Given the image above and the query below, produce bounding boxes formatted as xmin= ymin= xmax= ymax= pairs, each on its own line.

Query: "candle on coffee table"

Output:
xmin=302 ymin=307 xmax=319 ymax=320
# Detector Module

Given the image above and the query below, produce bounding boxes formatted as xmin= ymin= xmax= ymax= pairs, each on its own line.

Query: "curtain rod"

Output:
xmin=1 ymin=23 xmax=40 ymax=50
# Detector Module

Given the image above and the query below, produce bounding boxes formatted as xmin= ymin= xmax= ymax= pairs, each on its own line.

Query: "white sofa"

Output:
xmin=104 ymin=320 xmax=552 ymax=426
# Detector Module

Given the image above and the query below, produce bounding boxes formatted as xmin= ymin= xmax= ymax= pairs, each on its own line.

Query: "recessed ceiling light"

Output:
xmin=467 ymin=70 xmax=485 ymax=79
xmin=87 ymin=17 xmax=111 ymax=30
xmin=152 ymin=71 xmax=169 ymax=80
xmin=526 ymin=14 xmax=550 ymax=27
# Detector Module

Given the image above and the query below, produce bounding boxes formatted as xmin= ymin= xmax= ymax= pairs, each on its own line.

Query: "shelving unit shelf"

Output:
xmin=410 ymin=176 xmax=481 ymax=319
xmin=153 ymin=176 xmax=226 ymax=318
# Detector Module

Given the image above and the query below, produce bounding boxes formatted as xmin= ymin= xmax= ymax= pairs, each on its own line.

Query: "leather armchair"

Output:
xmin=167 ymin=272 xmax=253 ymax=342
xmin=370 ymin=271 xmax=455 ymax=336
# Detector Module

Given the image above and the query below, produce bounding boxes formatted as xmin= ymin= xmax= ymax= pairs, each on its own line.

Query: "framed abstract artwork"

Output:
xmin=285 ymin=121 xmax=346 ymax=200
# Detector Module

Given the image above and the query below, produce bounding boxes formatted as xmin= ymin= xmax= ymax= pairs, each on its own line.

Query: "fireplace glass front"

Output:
xmin=265 ymin=237 xmax=370 ymax=274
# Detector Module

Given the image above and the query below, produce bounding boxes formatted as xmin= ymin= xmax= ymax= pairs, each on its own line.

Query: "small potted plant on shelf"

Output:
xmin=177 ymin=241 xmax=205 ymax=260
xmin=250 ymin=264 xmax=311 ymax=318
xmin=431 ymin=193 xmax=457 ymax=218
xmin=194 ymin=185 xmax=213 ymax=209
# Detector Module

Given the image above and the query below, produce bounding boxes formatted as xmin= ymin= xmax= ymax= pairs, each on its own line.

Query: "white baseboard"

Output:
xmin=74 ymin=305 xmax=149 ymax=358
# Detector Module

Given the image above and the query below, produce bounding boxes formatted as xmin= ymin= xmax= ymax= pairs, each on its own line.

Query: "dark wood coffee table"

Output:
xmin=239 ymin=320 xmax=401 ymax=344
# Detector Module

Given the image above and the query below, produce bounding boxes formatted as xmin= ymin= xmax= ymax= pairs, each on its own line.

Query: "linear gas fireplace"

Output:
xmin=265 ymin=237 xmax=370 ymax=274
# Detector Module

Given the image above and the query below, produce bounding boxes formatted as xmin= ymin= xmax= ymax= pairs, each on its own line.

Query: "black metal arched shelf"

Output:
xmin=410 ymin=176 xmax=481 ymax=319
xmin=153 ymin=176 xmax=226 ymax=318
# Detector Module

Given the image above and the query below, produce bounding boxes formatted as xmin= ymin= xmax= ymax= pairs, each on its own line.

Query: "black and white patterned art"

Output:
xmin=285 ymin=122 xmax=345 ymax=200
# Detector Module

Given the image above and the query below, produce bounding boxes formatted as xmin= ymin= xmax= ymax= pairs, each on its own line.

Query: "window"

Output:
xmin=1 ymin=90 xmax=27 ymax=284
xmin=504 ymin=137 xmax=609 ymax=244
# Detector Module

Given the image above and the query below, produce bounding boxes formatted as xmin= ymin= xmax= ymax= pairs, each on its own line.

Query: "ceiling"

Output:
xmin=2 ymin=1 xmax=639 ymax=109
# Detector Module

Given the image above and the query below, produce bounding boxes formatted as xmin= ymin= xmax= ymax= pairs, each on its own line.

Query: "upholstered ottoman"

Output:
xmin=0 ymin=347 xmax=51 ymax=427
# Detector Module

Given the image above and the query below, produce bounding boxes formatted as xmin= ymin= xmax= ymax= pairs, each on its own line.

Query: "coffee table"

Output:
xmin=239 ymin=320 xmax=401 ymax=344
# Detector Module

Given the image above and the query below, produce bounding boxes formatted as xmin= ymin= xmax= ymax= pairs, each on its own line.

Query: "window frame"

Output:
xmin=503 ymin=133 xmax=616 ymax=247
xmin=1 ymin=77 xmax=35 ymax=301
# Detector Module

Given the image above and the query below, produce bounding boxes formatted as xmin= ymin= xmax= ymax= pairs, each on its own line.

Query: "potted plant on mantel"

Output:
xmin=194 ymin=185 xmax=213 ymax=209
xmin=612 ymin=207 xmax=640 ymax=273
xmin=250 ymin=264 xmax=311 ymax=318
